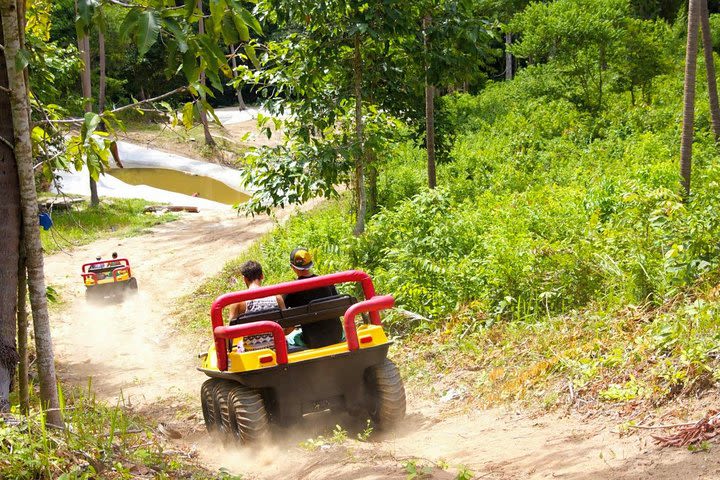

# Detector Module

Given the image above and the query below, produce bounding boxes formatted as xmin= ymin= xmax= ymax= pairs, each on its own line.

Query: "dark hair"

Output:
xmin=112 ymin=252 xmax=118 ymax=259
xmin=240 ymin=260 xmax=263 ymax=282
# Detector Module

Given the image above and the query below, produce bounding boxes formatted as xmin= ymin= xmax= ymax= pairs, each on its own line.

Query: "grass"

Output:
xmin=397 ymin=278 xmax=720 ymax=411
xmin=2 ymin=384 xmax=222 ymax=479
xmin=39 ymin=198 xmax=178 ymax=255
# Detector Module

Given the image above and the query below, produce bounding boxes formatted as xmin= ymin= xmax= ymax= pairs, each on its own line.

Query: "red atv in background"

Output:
xmin=82 ymin=254 xmax=138 ymax=303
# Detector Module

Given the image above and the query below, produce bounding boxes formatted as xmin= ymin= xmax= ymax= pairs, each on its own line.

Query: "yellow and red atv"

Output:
xmin=81 ymin=257 xmax=138 ymax=302
xmin=198 ymin=270 xmax=405 ymax=444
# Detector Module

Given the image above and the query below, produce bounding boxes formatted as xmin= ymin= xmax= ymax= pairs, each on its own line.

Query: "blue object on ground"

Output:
xmin=39 ymin=212 xmax=53 ymax=230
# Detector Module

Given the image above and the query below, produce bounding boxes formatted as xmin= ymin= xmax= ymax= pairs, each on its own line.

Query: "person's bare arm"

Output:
xmin=228 ymin=301 xmax=246 ymax=320
xmin=277 ymin=295 xmax=295 ymax=334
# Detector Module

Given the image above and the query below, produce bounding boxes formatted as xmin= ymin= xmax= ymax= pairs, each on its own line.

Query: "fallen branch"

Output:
xmin=628 ymin=421 xmax=697 ymax=431
xmin=652 ymin=410 xmax=720 ymax=447
xmin=394 ymin=308 xmax=431 ymax=323
xmin=144 ymin=205 xmax=200 ymax=213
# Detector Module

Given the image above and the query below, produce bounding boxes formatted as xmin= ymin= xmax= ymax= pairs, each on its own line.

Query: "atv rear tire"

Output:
xmin=227 ymin=385 xmax=268 ymax=444
xmin=365 ymin=358 xmax=406 ymax=429
xmin=213 ymin=381 xmax=237 ymax=442
xmin=201 ymin=379 xmax=222 ymax=433
xmin=127 ymin=277 xmax=138 ymax=293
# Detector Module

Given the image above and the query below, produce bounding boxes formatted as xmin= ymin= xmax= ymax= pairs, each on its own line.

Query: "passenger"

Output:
xmin=229 ymin=260 xmax=286 ymax=352
xmin=284 ymin=247 xmax=343 ymax=349
xmin=107 ymin=252 xmax=122 ymax=267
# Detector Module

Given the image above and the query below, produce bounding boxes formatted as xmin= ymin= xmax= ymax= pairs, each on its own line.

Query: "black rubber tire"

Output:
xmin=213 ymin=381 xmax=237 ymax=442
xmin=227 ymin=385 xmax=269 ymax=444
xmin=127 ymin=277 xmax=138 ymax=293
xmin=201 ymin=379 xmax=222 ymax=433
xmin=365 ymin=358 xmax=406 ymax=429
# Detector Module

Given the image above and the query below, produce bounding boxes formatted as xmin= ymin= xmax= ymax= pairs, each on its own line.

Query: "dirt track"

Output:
xmin=45 ymin=207 xmax=720 ymax=479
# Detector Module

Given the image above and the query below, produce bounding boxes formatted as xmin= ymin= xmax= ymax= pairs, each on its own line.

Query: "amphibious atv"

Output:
xmin=81 ymin=257 xmax=138 ymax=302
xmin=198 ymin=270 xmax=406 ymax=444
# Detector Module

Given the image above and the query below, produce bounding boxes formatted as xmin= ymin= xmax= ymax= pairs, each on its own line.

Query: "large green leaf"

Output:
xmin=134 ymin=10 xmax=162 ymax=58
xmin=232 ymin=13 xmax=250 ymax=42
xmin=182 ymin=48 xmax=200 ymax=83
xmin=209 ymin=0 xmax=227 ymax=36
xmin=226 ymin=0 xmax=262 ymax=36
xmin=221 ymin=12 xmax=240 ymax=44
xmin=244 ymin=44 xmax=259 ymax=68
xmin=161 ymin=16 xmax=188 ymax=53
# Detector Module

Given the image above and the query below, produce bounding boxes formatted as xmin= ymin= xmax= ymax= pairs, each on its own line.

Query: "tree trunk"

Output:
xmin=368 ymin=152 xmax=378 ymax=217
xmin=230 ymin=45 xmax=247 ymax=111
xmin=17 ymin=244 xmax=29 ymax=415
xmin=681 ymin=0 xmax=701 ymax=198
xmin=197 ymin=0 xmax=216 ymax=147
xmin=1 ymin=0 xmax=63 ymax=427
xmin=424 ymin=15 xmax=437 ymax=189
xmin=700 ymin=0 xmax=720 ymax=141
xmin=0 ymin=12 xmax=20 ymax=414
xmin=505 ymin=32 xmax=513 ymax=80
xmin=98 ymin=30 xmax=106 ymax=113
xmin=74 ymin=1 xmax=99 ymax=206
xmin=352 ymin=34 xmax=367 ymax=236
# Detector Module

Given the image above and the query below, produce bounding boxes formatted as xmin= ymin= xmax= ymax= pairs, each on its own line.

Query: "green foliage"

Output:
xmin=1 ymin=386 xmax=215 ymax=479
xmin=510 ymin=0 xmax=672 ymax=110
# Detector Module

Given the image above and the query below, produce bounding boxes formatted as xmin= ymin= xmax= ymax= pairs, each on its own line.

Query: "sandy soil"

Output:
xmin=44 ymin=208 xmax=720 ymax=479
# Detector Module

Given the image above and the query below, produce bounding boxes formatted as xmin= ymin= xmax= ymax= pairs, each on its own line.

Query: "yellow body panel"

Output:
xmin=85 ymin=273 xmax=130 ymax=286
xmin=201 ymin=324 xmax=389 ymax=373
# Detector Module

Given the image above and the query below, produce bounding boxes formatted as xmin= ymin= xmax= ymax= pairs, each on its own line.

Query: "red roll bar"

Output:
xmin=214 ymin=321 xmax=288 ymax=365
xmin=343 ymin=295 xmax=394 ymax=351
xmin=81 ymin=258 xmax=130 ymax=272
xmin=210 ymin=270 xmax=386 ymax=371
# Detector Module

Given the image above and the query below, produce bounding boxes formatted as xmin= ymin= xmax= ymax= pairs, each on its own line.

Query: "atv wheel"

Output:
xmin=365 ymin=358 xmax=406 ymax=429
xmin=127 ymin=277 xmax=138 ymax=293
xmin=201 ymin=379 xmax=222 ymax=433
xmin=227 ymin=385 xmax=268 ymax=444
xmin=213 ymin=381 xmax=237 ymax=442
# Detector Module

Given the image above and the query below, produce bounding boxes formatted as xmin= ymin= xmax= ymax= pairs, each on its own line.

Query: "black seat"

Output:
xmin=229 ymin=308 xmax=283 ymax=326
xmin=278 ymin=294 xmax=357 ymax=330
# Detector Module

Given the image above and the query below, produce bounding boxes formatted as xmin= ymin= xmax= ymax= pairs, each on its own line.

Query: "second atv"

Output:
xmin=82 ymin=255 xmax=138 ymax=302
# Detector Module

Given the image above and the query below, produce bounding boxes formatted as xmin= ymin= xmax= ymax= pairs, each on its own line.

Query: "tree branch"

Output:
xmin=0 ymin=135 xmax=14 ymax=151
xmin=0 ymin=85 xmax=9 ymax=93
xmin=39 ymin=86 xmax=188 ymax=125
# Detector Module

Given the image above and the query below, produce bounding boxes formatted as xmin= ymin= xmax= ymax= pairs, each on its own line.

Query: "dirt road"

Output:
xmin=45 ymin=207 xmax=720 ymax=479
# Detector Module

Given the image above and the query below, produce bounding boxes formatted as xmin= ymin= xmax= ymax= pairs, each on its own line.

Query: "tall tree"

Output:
xmin=0 ymin=8 xmax=20 ymax=414
xmin=1 ymin=0 xmax=63 ymax=427
xmin=196 ymin=0 xmax=216 ymax=147
xmin=700 ymin=0 xmax=720 ymax=141
xmin=423 ymin=15 xmax=436 ymax=189
xmin=75 ymin=0 xmax=100 ymax=206
xmin=681 ymin=0 xmax=701 ymax=197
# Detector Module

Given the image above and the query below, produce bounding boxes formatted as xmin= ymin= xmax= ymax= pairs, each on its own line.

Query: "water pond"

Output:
xmin=107 ymin=167 xmax=249 ymax=205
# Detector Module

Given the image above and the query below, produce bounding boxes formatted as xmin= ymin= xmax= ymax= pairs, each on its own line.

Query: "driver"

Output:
xmin=284 ymin=247 xmax=343 ymax=349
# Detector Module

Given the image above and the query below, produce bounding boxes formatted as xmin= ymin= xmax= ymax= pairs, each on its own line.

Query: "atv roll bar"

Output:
xmin=82 ymin=258 xmax=130 ymax=272
xmin=210 ymin=270 xmax=391 ymax=371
